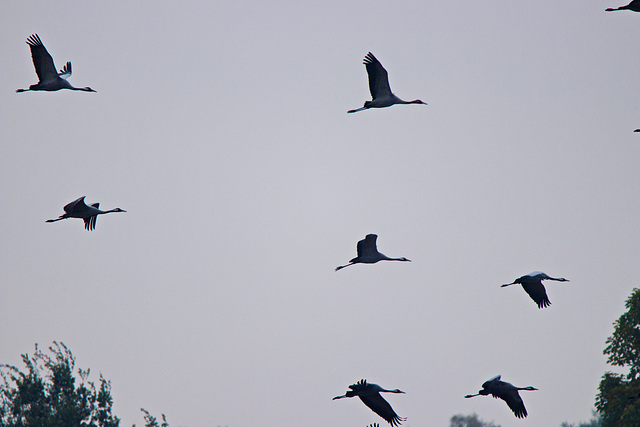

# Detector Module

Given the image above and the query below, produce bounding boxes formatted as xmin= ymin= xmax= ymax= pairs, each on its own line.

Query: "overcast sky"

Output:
xmin=2 ymin=1 xmax=640 ymax=426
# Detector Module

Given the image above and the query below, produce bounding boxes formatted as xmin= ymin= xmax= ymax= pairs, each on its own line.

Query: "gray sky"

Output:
xmin=2 ymin=1 xmax=639 ymax=426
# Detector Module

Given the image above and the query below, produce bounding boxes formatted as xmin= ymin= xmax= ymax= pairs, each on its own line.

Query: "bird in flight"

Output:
xmin=335 ymin=234 xmax=411 ymax=271
xmin=348 ymin=52 xmax=426 ymax=113
xmin=465 ymin=375 xmax=538 ymax=418
xmin=333 ymin=379 xmax=406 ymax=426
xmin=16 ymin=34 xmax=96 ymax=93
xmin=46 ymin=196 xmax=125 ymax=231
xmin=501 ymin=271 xmax=569 ymax=308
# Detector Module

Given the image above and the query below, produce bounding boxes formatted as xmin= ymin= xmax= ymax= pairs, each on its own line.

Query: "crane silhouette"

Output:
xmin=16 ymin=34 xmax=96 ymax=93
xmin=348 ymin=52 xmax=427 ymax=113
xmin=465 ymin=375 xmax=538 ymax=419
xmin=46 ymin=196 xmax=125 ymax=231
xmin=333 ymin=379 xmax=406 ymax=426
xmin=606 ymin=0 xmax=640 ymax=11
xmin=501 ymin=271 xmax=569 ymax=308
xmin=335 ymin=234 xmax=411 ymax=271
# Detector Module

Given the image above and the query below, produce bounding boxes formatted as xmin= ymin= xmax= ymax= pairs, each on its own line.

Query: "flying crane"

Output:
xmin=465 ymin=375 xmax=538 ymax=419
xmin=335 ymin=234 xmax=411 ymax=271
xmin=333 ymin=379 xmax=406 ymax=426
xmin=501 ymin=271 xmax=569 ymax=308
xmin=348 ymin=52 xmax=426 ymax=113
xmin=16 ymin=34 xmax=96 ymax=93
xmin=46 ymin=196 xmax=125 ymax=231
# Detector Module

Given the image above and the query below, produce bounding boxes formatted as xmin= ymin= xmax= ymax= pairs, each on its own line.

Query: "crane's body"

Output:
xmin=16 ymin=34 xmax=96 ymax=93
xmin=465 ymin=375 xmax=538 ymax=419
xmin=46 ymin=196 xmax=125 ymax=231
xmin=335 ymin=234 xmax=410 ymax=271
xmin=348 ymin=52 xmax=426 ymax=113
xmin=333 ymin=379 xmax=406 ymax=426
xmin=501 ymin=271 xmax=569 ymax=308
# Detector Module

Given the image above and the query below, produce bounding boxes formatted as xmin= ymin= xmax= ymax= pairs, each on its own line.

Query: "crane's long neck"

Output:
xmin=381 ymin=388 xmax=405 ymax=394
xmin=101 ymin=208 xmax=125 ymax=215
xmin=70 ymin=86 xmax=96 ymax=92
xmin=383 ymin=256 xmax=410 ymax=262
xmin=395 ymin=98 xmax=426 ymax=105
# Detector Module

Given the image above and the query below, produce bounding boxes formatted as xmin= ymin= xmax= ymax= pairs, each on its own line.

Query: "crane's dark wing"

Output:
xmin=481 ymin=375 xmax=501 ymax=389
xmin=85 ymin=203 xmax=100 ymax=230
xmin=357 ymin=234 xmax=378 ymax=257
xmin=84 ymin=216 xmax=97 ymax=231
xmin=63 ymin=196 xmax=88 ymax=214
xmin=349 ymin=379 xmax=369 ymax=391
xmin=359 ymin=394 xmax=406 ymax=426
xmin=26 ymin=34 xmax=58 ymax=83
xmin=493 ymin=389 xmax=528 ymax=419
xmin=521 ymin=280 xmax=551 ymax=308
xmin=59 ymin=61 xmax=72 ymax=79
xmin=363 ymin=53 xmax=392 ymax=100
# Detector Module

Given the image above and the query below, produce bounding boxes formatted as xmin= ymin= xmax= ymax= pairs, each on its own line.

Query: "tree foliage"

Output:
xmin=0 ymin=342 xmax=120 ymax=427
xmin=561 ymin=410 xmax=602 ymax=427
xmin=449 ymin=413 xmax=500 ymax=427
xmin=596 ymin=288 xmax=640 ymax=427
xmin=138 ymin=408 xmax=169 ymax=427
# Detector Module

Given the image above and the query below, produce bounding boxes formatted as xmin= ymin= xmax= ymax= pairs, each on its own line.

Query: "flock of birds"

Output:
xmin=16 ymin=4 xmax=638 ymax=425
xmin=331 ymin=235 xmax=567 ymax=423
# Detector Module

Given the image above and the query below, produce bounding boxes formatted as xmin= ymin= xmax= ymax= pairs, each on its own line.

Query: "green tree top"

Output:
xmin=596 ymin=288 xmax=640 ymax=427
xmin=0 ymin=341 xmax=120 ymax=427
xmin=449 ymin=413 xmax=500 ymax=427
xmin=602 ymin=288 xmax=640 ymax=380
